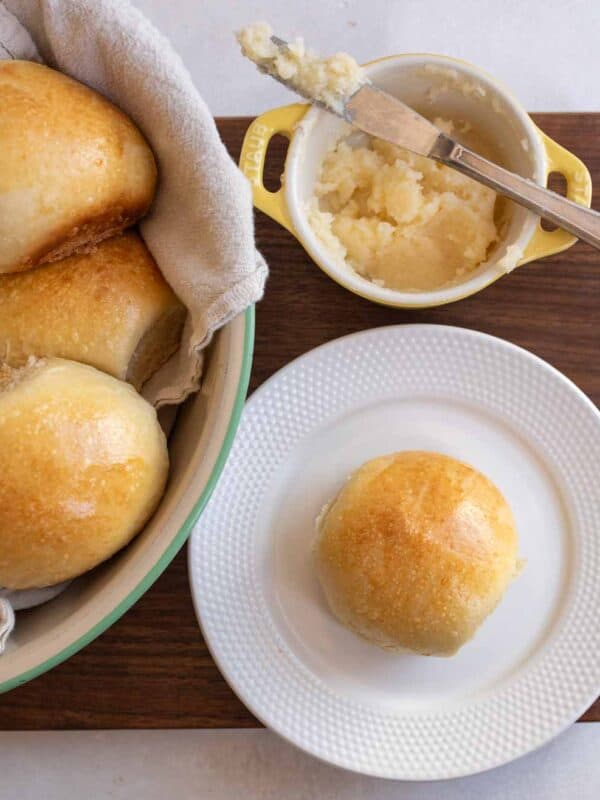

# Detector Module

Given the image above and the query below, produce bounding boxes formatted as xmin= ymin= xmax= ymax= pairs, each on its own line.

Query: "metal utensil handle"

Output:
xmin=444 ymin=144 xmax=600 ymax=250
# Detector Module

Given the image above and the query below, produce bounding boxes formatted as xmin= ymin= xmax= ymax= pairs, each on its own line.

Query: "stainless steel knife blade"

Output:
xmin=343 ymin=84 xmax=455 ymax=160
xmin=244 ymin=32 xmax=600 ymax=249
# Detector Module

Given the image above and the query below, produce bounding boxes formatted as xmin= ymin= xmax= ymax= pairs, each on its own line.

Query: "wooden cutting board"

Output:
xmin=1 ymin=114 xmax=598 ymax=730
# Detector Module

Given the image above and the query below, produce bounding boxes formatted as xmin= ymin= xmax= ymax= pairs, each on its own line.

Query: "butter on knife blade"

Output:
xmin=237 ymin=22 xmax=600 ymax=251
xmin=236 ymin=22 xmax=367 ymax=113
xmin=236 ymin=22 xmax=451 ymax=160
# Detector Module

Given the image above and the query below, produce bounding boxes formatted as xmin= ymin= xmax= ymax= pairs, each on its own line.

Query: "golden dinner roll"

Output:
xmin=315 ymin=451 xmax=521 ymax=656
xmin=0 ymin=358 xmax=169 ymax=590
xmin=0 ymin=231 xmax=185 ymax=390
xmin=0 ymin=60 xmax=157 ymax=274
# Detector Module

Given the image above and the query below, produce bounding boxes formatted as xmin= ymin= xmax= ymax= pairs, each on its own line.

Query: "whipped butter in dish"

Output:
xmin=237 ymin=23 xmax=506 ymax=293
xmin=308 ymin=120 xmax=501 ymax=292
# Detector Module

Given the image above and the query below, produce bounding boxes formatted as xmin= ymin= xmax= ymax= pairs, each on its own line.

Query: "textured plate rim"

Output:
xmin=189 ymin=324 xmax=600 ymax=780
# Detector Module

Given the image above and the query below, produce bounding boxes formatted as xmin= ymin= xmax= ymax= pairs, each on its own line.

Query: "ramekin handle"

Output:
xmin=239 ymin=104 xmax=308 ymax=236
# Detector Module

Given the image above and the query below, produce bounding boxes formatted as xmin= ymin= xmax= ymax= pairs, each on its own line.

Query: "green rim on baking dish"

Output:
xmin=0 ymin=306 xmax=255 ymax=695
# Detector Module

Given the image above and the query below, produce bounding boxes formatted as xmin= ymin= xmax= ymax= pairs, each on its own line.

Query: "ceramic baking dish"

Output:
xmin=0 ymin=308 xmax=253 ymax=693
xmin=241 ymin=54 xmax=592 ymax=308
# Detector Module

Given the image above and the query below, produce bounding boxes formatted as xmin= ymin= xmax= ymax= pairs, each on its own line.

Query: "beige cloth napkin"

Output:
xmin=0 ymin=598 xmax=14 ymax=655
xmin=0 ymin=0 xmax=266 ymax=621
xmin=1 ymin=0 xmax=267 ymax=407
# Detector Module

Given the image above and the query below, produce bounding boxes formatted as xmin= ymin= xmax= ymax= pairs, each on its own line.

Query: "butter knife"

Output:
xmin=269 ymin=36 xmax=600 ymax=250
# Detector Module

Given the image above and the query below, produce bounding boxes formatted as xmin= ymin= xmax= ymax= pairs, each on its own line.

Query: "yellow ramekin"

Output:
xmin=240 ymin=53 xmax=592 ymax=308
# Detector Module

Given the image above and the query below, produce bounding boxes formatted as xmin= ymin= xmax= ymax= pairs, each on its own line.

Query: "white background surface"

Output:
xmin=2 ymin=0 xmax=598 ymax=797
xmin=132 ymin=0 xmax=600 ymax=115
xmin=1 ymin=727 xmax=598 ymax=800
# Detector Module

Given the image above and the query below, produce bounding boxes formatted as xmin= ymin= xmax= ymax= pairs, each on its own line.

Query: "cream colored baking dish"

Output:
xmin=0 ymin=308 xmax=253 ymax=693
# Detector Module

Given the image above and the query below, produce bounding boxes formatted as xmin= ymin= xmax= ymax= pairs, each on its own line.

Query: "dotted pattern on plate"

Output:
xmin=190 ymin=324 xmax=600 ymax=780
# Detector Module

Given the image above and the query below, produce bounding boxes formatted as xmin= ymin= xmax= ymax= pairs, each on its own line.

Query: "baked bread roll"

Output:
xmin=0 ymin=358 xmax=169 ymax=590
xmin=315 ymin=451 xmax=521 ymax=656
xmin=0 ymin=60 xmax=157 ymax=274
xmin=0 ymin=231 xmax=185 ymax=390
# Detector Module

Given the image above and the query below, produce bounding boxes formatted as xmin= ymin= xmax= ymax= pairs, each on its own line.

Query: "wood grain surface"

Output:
xmin=1 ymin=114 xmax=598 ymax=729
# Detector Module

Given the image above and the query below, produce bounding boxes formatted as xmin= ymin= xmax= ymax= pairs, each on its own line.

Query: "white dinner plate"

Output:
xmin=189 ymin=325 xmax=600 ymax=780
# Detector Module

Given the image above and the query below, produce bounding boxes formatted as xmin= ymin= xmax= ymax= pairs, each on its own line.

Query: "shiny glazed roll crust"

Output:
xmin=0 ymin=60 xmax=157 ymax=274
xmin=315 ymin=451 xmax=520 ymax=656
xmin=0 ymin=231 xmax=186 ymax=390
xmin=0 ymin=358 xmax=169 ymax=590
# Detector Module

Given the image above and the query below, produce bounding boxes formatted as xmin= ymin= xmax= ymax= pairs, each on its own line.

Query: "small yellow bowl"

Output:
xmin=240 ymin=54 xmax=592 ymax=309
